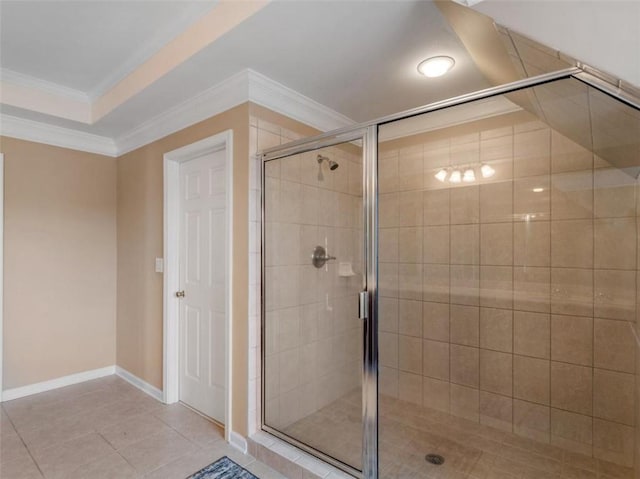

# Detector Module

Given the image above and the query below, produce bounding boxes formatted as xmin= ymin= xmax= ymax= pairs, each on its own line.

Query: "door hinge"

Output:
xmin=358 ymin=291 xmax=369 ymax=320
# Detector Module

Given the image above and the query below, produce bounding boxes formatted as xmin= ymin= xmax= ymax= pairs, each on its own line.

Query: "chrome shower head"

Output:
xmin=317 ymin=154 xmax=339 ymax=171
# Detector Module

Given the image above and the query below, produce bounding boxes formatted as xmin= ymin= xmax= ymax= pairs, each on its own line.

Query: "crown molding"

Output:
xmin=115 ymin=69 xmax=355 ymax=155
xmin=0 ymin=114 xmax=117 ymax=157
xmin=0 ymin=68 xmax=90 ymax=103
xmin=1 ymin=69 xmax=354 ymax=157
xmin=115 ymin=69 xmax=250 ymax=155
xmin=247 ymin=69 xmax=354 ymax=132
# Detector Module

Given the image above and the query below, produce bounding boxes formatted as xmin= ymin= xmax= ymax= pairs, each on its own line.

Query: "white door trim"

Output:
xmin=163 ymin=131 xmax=233 ymax=441
xmin=0 ymin=153 xmax=4 ymax=401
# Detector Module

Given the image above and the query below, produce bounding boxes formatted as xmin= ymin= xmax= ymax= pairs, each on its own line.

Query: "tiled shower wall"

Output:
xmin=378 ymin=116 xmax=639 ymax=467
xmin=249 ymin=116 xmax=363 ymax=434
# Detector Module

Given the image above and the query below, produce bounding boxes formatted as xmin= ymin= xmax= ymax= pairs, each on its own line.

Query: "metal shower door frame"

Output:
xmin=259 ymin=64 xmax=640 ymax=479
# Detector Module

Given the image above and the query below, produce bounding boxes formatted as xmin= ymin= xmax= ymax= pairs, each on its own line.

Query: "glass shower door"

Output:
xmin=262 ymin=139 xmax=368 ymax=474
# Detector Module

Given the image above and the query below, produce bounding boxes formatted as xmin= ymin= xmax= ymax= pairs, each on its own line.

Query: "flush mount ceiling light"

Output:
xmin=417 ymin=56 xmax=455 ymax=78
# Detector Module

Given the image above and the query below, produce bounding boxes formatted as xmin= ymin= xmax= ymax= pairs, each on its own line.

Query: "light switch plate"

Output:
xmin=155 ymin=257 xmax=164 ymax=273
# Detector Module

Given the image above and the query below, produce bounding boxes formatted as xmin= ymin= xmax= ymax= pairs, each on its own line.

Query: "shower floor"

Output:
xmin=283 ymin=390 xmax=633 ymax=479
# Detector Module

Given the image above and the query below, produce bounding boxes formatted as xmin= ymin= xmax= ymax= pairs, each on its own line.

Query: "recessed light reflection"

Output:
xmin=435 ymin=169 xmax=448 ymax=182
xmin=463 ymin=168 xmax=475 ymax=182
xmin=480 ymin=164 xmax=495 ymax=178
xmin=532 ymin=188 xmax=544 ymax=193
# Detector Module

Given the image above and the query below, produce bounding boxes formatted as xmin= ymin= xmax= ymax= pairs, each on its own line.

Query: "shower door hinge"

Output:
xmin=358 ymin=291 xmax=369 ymax=320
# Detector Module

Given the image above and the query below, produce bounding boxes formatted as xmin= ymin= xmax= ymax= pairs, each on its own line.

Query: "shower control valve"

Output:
xmin=312 ymin=245 xmax=336 ymax=268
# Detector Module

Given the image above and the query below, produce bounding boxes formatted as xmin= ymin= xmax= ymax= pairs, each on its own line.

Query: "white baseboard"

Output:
xmin=115 ymin=366 xmax=164 ymax=403
xmin=1 ymin=365 xmax=116 ymax=402
xmin=229 ymin=431 xmax=248 ymax=454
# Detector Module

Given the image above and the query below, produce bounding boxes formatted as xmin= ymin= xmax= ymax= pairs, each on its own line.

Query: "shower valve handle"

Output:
xmin=312 ymin=245 xmax=336 ymax=268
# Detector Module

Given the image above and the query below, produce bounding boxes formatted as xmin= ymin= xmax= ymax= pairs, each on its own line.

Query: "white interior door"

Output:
xmin=178 ymin=149 xmax=227 ymax=423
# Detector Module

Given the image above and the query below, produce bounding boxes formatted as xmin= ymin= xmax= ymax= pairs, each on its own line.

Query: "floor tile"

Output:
xmin=30 ymin=432 xmax=114 ymax=479
xmin=118 ymin=428 xmax=198 ymax=474
xmin=99 ymin=413 xmax=171 ymax=450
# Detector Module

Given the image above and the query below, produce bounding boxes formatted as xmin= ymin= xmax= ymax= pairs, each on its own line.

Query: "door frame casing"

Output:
xmin=163 ymin=131 xmax=233 ymax=441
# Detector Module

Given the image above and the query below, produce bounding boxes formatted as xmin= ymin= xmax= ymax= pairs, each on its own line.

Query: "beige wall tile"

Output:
xmin=450 ymin=305 xmax=479 ymax=346
xmin=593 ymin=369 xmax=634 ymax=426
xmin=398 ymin=227 xmax=423 ymax=264
xmin=451 ymin=224 xmax=479 ymax=265
xmin=398 ymin=371 xmax=423 ymax=406
xmin=450 ymin=185 xmax=479 ymax=225
xmin=423 ymin=377 xmax=450 ymax=413
xmin=423 ymin=189 xmax=450 ymax=226
xmin=423 ymin=226 xmax=449 ymax=264
xmin=424 ymin=143 xmax=449 ymax=171
xmin=399 ymin=335 xmax=422 ymax=374
xmin=551 ymin=408 xmax=593 ymax=454
xmin=551 ymin=220 xmax=593 ymax=268
xmin=379 ymin=193 xmax=399 ymax=228
xmin=380 ymin=366 xmax=399 ymax=398
xmin=514 ymin=128 xmax=551 ymax=178
xmin=422 ymin=302 xmax=449 ymax=342
xmin=451 ymin=139 xmax=479 ymax=166
xmin=514 ymin=399 xmax=550 ymax=443
xmin=480 ymin=391 xmax=513 ymax=432
xmin=551 ymin=171 xmax=594 ymax=220
xmin=551 ymin=315 xmax=593 ymax=366
xmin=551 ymin=131 xmax=592 ymax=173
xmin=480 ymin=182 xmax=513 ymax=223
xmin=551 ymin=268 xmax=593 ymax=317
xmin=514 ymin=355 xmax=550 ymax=405
xmin=398 ymin=190 xmax=424 ymax=227
xmin=514 ymin=176 xmax=551 ymax=221
xmin=514 ymin=221 xmax=551 ymax=267
xmin=450 ymin=265 xmax=479 ymax=306
xmin=480 ymin=223 xmax=513 ymax=265
xmin=593 ymin=318 xmax=635 ymax=373
xmin=379 ymin=332 xmax=398 ymax=368
xmin=379 ymin=297 xmax=398 ymax=334
xmin=514 ymin=266 xmax=551 ymax=313
xmin=550 ymin=362 xmax=592 ymax=415
xmin=450 ymin=384 xmax=479 ymax=421
xmin=480 ymin=349 xmax=513 ymax=396
xmin=379 ymin=228 xmax=398 ymax=263
xmin=594 ymin=168 xmax=636 ymax=218
xmin=450 ymin=344 xmax=479 ymax=388
xmin=398 ymin=263 xmax=422 ymax=300
xmin=480 ymin=308 xmax=513 ymax=353
xmin=593 ymin=419 xmax=634 ymax=467
xmin=423 ymin=339 xmax=450 ymax=380
xmin=399 ymin=300 xmax=422 ymax=338
xmin=379 ymin=155 xmax=399 ymax=194
xmin=594 ymin=218 xmax=636 ymax=270
xmin=398 ymin=146 xmax=424 ymax=191
xmin=423 ymin=264 xmax=449 ymax=303
xmin=514 ymin=311 xmax=550 ymax=359
xmin=480 ymin=265 xmax=513 ymax=309
xmin=594 ymin=270 xmax=636 ymax=321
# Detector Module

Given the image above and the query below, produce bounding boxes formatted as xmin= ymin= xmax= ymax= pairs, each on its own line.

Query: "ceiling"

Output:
xmin=0 ymin=0 xmax=638 ymax=156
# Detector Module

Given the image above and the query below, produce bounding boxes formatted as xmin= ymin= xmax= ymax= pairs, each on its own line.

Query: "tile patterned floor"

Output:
xmin=285 ymin=390 xmax=636 ymax=479
xmin=0 ymin=376 xmax=285 ymax=479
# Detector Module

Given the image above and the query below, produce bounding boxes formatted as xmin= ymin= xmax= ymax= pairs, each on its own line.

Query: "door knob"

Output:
xmin=176 ymin=291 xmax=185 ymax=298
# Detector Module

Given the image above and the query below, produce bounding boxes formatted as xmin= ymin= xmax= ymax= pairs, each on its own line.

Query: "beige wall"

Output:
xmin=1 ymin=137 xmax=117 ymax=389
xmin=116 ymin=103 xmax=250 ymax=434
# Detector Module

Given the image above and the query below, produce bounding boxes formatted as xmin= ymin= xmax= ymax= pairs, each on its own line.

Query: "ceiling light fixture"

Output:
xmin=435 ymin=169 xmax=448 ymax=182
xmin=417 ymin=56 xmax=455 ymax=78
xmin=480 ymin=164 xmax=495 ymax=178
xmin=532 ymin=187 xmax=544 ymax=193
xmin=449 ymin=169 xmax=462 ymax=183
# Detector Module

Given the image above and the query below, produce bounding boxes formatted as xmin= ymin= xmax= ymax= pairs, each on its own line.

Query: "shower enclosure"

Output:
xmin=261 ymin=68 xmax=640 ymax=478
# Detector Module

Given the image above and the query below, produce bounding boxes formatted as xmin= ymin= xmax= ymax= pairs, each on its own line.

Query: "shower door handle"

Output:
xmin=358 ymin=291 xmax=368 ymax=320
